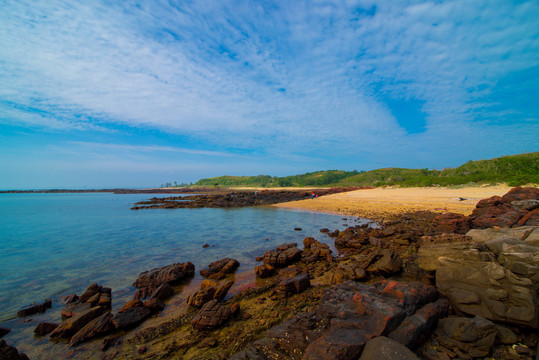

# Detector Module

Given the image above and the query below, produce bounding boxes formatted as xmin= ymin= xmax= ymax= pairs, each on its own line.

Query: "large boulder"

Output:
xmin=69 ymin=312 xmax=114 ymax=347
xmin=466 ymin=226 xmax=537 ymax=244
xmin=274 ymin=273 xmax=310 ymax=299
xmin=263 ymin=243 xmax=302 ymax=267
xmin=112 ymin=307 xmax=150 ymax=330
xmin=417 ymin=242 xmax=494 ymax=272
xmin=436 ymin=258 xmax=538 ymax=328
xmin=199 ymin=258 xmax=239 ymax=278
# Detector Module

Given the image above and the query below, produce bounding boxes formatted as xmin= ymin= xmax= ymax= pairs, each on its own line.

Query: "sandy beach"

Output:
xmin=274 ymin=185 xmax=518 ymax=219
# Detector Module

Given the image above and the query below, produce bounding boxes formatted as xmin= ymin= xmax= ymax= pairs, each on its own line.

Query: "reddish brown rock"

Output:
xmin=17 ymin=299 xmax=52 ymax=317
xmin=335 ymin=227 xmax=370 ymax=249
xmin=187 ymin=287 xmax=217 ymax=308
xmin=331 ymin=263 xmax=366 ymax=284
xmin=69 ymin=312 xmax=114 ymax=347
xmin=263 ymin=243 xmax=302 ymax=267
xmin=34 ymin=322 xmax=58 ymax=336
xmin=118 ymin=299 xmax=143 ymax=313
xmin=50 ymin=306 xmax=104 ymax=338
xmin=79 ymin=284 xmax=111 ymax=303
xmin=150 ymin=283 xmax=174 ymax=301
xmin=200 ymin=258 xmax=240 ymax=278
xmin=62 ymin=302 xmax=92 ymax=318
xmin=255 ymin=264 xmax=275 ymax=278
xmin=191 ymin=300 xmax=231 ymax=330
xmin=501 ymin=186 xmax=539 ymax=203
xmin=432 ymin=212 xmax=471 ymax=234
xmin=60 ymin=294 xmax=78 ymax=305
xmin=142 ymin=298 xmax=165 ymax=314
xmin=366 ymin=249 xmax=403 ymax=274
xmin=214 ymin=280 xmax=234 ymax=300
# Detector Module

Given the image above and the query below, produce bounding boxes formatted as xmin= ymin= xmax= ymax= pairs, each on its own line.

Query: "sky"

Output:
xmin=1 ymin=0 xmax=538 ymax=189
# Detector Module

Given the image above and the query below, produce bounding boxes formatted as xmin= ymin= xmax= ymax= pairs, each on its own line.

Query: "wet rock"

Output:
xmin=263 ymin=243 xmax=302 ymax=267
xmin=187 ymin=287 xmax=217 ymax=308
xmin=69 ymin=312 xmax=114 ymax=347
xmin=142 ymin=298 xmax=165 ymax=314
xmin=0 ymin=327 xmax=10 ymax=338
xmin=432 ymin=212 xmax=471 ymax=234
xmin=50 ymin=306 xmax=104 ymax=338
xmin=274 ymin=273 xmax=310 ymax=298
xmin=150 ymin=283 xmax=174 ymax=301
xmin=100 ymin=336 xmax=123 ymax=351
xmin=255 ymin=263 xmax=275 ymax=278
xmin=62 ymin=302 xmax=92 ymax=318
xmin=191 ymin=299 xmax=231 ymax=330
xmin=112 ymin=307 xmax=150 ymax=330
xmin=359 ymin=336 xmax=420 ymax=360
xmin=0 ymin=339 xmax=29 ymax=360
xmin=214 ymin=280 xmax=234 ymax=300
xmin=118 ymin=299 xmax=143 ymax=313
xmin=320 ymin=228 xmax=329 ymax=233
xmin=60 ymin=294 xmax=79 ymax=305
xmin=366 ymin=249 xmax=402 ymax=274
xmin=79 ymin=284 xmax=111 ymax=303
xmin=200 ymin=258 xmax=240 ymax=278
xmin=17 ymin=299 xmax=52 ymax=317
xmin=34 ymin=322 xmax=58 ymax=336
xmin=294 ymin=227 xmax=302 ymax=231
xmin=436 ymin=257 xmax=539 ymax=328
xmin=133 ymin=262 xmax=195 ymax=297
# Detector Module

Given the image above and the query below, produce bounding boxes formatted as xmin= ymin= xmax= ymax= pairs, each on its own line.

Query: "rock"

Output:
xmin=229 ymin=303 xmax=240 ymax=316
xmin=208 ymin=272 xmax=226 ymax=280
xmin=62 ymin=302 xmax=92 ymax=318
xmin=17 ymin=299 xmax=52 ymax=317
xmin=274 ymin=273 xmax=310 ymax=298
xmin=512 ymin=199 xmax=539 ymax=211
xmin=200 ymin=258 xmax=239 ymax=278
xmin=417 ymin=242 xmax=494 ymax=272
xmin=432 ymin=212 xmax=471 ymax=234
xmin=366 ymin=249 xmax=402 ymax=274
xmin=79 ymin=284 xmax=111 ymax=303
xmin=263 ymin=244 xmax=302 ymax=267
xmin=255 ymin=264 xmax=275 ymax=278
xmin=34 ymin=322 xmax=58 ymax=336
xmin=470 ymin=204 xmax=527 ymax=228
xmin=388 ymin=298 xmax=449 ymax=349
xmin=133 ymin=262 xmax=195 ymax=295
xmin=294 ymin=227 xmax=302 ymax=231
xmin=420 ymin=233 xmax=473 ymax=245
xmin=436 ymin=258 xmax=539 ymax=328
xmin=214 ymin=280 xmax=234 ymax=300
xmin=150 ymin=283 xmax=174 ymax=301
xmin=0 ymin=327 xmax=10 ymax=338
xmin=331 ymin=263 xmax=366 ymax=284
xmin=484 ymin=236 xmax=526 ymax=255
xmin=69 ymin=312 xmax=114 ymax=347
xmin=302 ymin=238 xmax=333 ymax=262
xmin=50 ymin=306 xmax=104 ymax=338
xmin=142 ymin=298 xmax=165 ymax=314
xmin=497 ymin=243 xmax=539 ymax=285
xmin=320 ymin=228 xmax=330 ymax=233
xmin=359 ymin=336 xmax=420 ymax=360
xmin=187 ymin=287 xmax=217 ymax=308
xmin=501 ymin=186 xmax=539 ymax=203
xmin=191 ymin=300 xmax=231 ymax=330
xmin=112 ymin=307 xmax=150 ymax=330
xmin=201 ymin=279 xmax=219 ymax=289
xmin=118 ymin=299 xmax=143 ymax=313
xmin=100 ymin=336 xmax=123 ymax=351
xmin=335 ymin=227 xmax=369 ymax=249
xmin=524 ymin=227 xmax=539 ymax=246
xmin=0 ymin=339 xmax=29 ymax=360
xmin=436 ymin=316 xmax=497 ymax=358
xmin=495 ymin=325 xmax=518 ymax=344
xmin=466 ymin=226 xmax=537 ymax=243
xmin=60 ymin=294 xmax=79 ymax=305
xmin=198 ymin=337 xmax=217 ymax=348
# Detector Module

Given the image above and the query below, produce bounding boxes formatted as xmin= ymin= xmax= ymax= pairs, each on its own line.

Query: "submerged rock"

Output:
xmin=17 ymin=299 xmax=52 ymax=317
xmin=50 ymin=306 xmax=105 ymax=338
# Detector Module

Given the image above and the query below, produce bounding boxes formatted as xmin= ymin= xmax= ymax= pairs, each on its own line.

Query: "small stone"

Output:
xmin=198 ymin=337 xmax=217 ymax=348
xmin=138 ymin=346 xmax=147 ymax=354
xmin=243 ymin=312 xmax=252 ymax=320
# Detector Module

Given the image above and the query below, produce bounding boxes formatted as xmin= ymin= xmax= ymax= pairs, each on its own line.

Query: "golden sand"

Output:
xmin=273 ymin=185 xmax=518 ymax=220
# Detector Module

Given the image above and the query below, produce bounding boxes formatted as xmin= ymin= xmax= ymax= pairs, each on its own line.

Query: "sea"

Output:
xmin=0 ymin=192 xmax=366 ymax=358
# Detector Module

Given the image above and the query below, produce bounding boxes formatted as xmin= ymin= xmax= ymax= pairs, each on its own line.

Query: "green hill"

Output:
xmin=191 ymin=152 xmax=538 ymax=188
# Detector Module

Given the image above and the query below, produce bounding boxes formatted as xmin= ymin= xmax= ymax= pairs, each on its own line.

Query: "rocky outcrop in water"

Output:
xmin=17 ymin=299 xmax=51 ymax=317
xmin=133 ymin=262 xmax=195 ymax=299
xmin=199 ymin=258 xmax=239 ymax=279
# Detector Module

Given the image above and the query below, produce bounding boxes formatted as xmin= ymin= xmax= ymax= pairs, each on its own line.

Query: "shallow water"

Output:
xmin=0 ymin=192 xmax=366 ymax=358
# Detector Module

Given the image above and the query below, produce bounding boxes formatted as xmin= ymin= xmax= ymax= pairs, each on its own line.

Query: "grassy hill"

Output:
xmin=191 ymin=152 xmax=539 ymax=188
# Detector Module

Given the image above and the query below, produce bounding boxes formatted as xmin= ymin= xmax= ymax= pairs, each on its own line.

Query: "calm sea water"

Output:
xmin=0 ymin=193 xmax=364 ymax=356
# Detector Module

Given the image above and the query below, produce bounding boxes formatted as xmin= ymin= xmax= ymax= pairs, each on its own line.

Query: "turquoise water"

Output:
xmin=0 ymin=193 xmax=361 ymax=326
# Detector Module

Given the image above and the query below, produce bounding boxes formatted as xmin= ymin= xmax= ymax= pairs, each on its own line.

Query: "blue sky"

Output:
xmin=1 ymin=0 xmax=538 ymax=189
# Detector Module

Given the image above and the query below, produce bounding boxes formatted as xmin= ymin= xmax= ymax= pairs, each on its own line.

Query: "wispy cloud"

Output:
xmin=0 ymin=0 xmax=538 ymax=187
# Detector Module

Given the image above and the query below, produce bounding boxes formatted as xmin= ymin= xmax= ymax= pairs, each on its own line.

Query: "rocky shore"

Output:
xmin=131 ymin=187 xmax=365 ymax=210
xmin=2 ymin=186 xmax=538 ymax=360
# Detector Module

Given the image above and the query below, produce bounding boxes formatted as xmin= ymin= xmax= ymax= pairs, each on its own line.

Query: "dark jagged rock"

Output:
xmin=62 ymin=302 xmax=92 ymax=318
xmin=133 ymin=262 xmax=194 ymax=298
xmin=118 ymin=299 xmax=143 ymax=313
xmin=50 ymin=306 xmax=105 ymax=338
xmin=233 ymin=280 xmax=443 ymax=360
xmin=17 ymin=299 xmax=51 ymax=317
xmin=0 ymin=327 xmax=10 ymax=338
xmin=359 ymin=336 xmax=420 ymax=360
xmin=365 ymin=249 xmax=403 ymax=274
xmin=79 ymin=283 xmax=111 ymax=303
xmin=69 ymin=312 xmax=114 ymax=347
xmin=0 ymin=339 xmax=29 ymax=360
xmin=274 ymin=273 xmax=310 ymax=299
xmin=191 ymin=299 xmax=232 ymax=330
xmin=150 ymin=283 xmax=174 ymax=301
xmin=112 ymin=307 xmax=150 ymax=330
xmin=143 ymin=298 xmax=165 ymax=314
xmin=60 ymin=294 xmax=78 ymax=305
xmin=199 ymin=258 xmax=239 ymax=278
xmin=34 ymin=322 xmax=58 ymax=336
